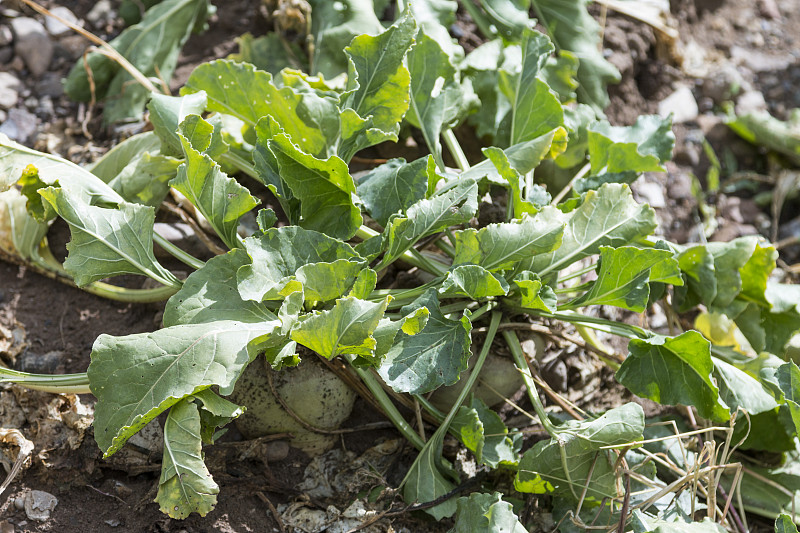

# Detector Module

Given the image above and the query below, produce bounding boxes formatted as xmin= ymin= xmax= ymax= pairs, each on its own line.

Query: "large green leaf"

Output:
xmin=616 ymin=331 xmax=730 ymax=422
xmin=406 ymin=31 xmax=464 ymax=169
xmin=290 ymin=296 xmax=389 ymax=361
xmin=531 ymin=0 xmax=621 ymax=111
xmin=338 ymin=13 xmax=416 ymax=160
xmin=87 ymin=132 xmax=162 ymax=182
xmin=89 ymin=320 xmax=278 ymax=455
xmin=156 ymin=398 xmax=218 ymax=518
xmin=452 ymin=492 xmax=528 ymax=533
xmin=452 ymin=208 xmax=564 ymax=271
xmin=182 ymin=60 xmax=339 ymax=158
xmin=515 ymin=403 xmax=644 ymax=500
xmin=164 ymin=249 xmax=277 ymax=326
xmin=64 ymin=0 xmax=211 ymax=124
xmin=39 ymin=186 xmax=179 ymax=288
xmin=268 ymin=132 xmax=362 ymax=240
xmin=237 ymin=226 xmax=364 ymax=303
xmin=171 ymin=117 xmax=258 ymax=249
xmin=522 ymin=183 xmax=657 ymax=278
xmin=356 ymin=156 xmax=430 ymax=227
xmin=407 ymin=0 xmax=459 ymax=58
xmin=0 ymin=188 xmax=48 ymax=264
xmin=378 ymin=289 xmax=472 ymax=394
xmin=377 ymin=180 xmax=478 ymax=270
xmin=565 ymin=246 xmax=680 ymax=312
xmin=147 ymin=92 xmax=209 ymax=157
xmin=776 ymin=514 xmax=800 ymax=533
xmin=439 ymin=265 xmax=510 ymax=299
xmin=499 ymin=29 xmax=564 ymax=145
xmin=452 ymin=398 xmax=521 ymax=467
xmin=402 ymin=425 xmax=458 ymax=520
xmin=461 ymin=130 xmax=563 ymax=185
xmin=713 ymin=359 xmax=779 ymax=416
xmin=776 ymin=362 xmax=800 ymax=438
xmin=104 ymin=150 xmax=181 ymax=208
xmin=679 ymin=237 xmax=757 ymax=310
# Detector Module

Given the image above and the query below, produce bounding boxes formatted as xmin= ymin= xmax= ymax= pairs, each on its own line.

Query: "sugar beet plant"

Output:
xmin=2 ymin=4 xmax=800 ymax=531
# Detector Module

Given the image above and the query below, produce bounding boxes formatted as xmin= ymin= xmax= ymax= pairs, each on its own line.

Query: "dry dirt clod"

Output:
xmin=0 ymin=519 xmax=15 ymax=533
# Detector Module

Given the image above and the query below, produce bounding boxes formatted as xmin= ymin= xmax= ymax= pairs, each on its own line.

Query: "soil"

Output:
xmin=1 ymin=0 xmax=799 ymax=531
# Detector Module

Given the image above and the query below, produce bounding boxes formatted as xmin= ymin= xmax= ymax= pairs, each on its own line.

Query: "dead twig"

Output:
xmin=256 ymin=491 xmax=286 ymax=533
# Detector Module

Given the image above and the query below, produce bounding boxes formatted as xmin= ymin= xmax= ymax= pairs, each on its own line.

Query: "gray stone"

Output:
xmin=86 ymin=0 xmax=114 ymax=27
xmin=0 ymin=72 xmax=22 ymax=109
xmin=10 ymin=17 xmax=53 ymax=77
xmin=23 ymin=490 xmax=58 ymax=522
xmin=736 ymin=90 xmax=768 ymax=115
xmin=731 ymin=45 xmax=793 ymax=73
xmin=634 ymin=180 xmax=666 ymax=208
xmin=44 ymin=6 xmax=79 ymax=36
xmin=0 ymin=25 xmax=12 ymax=47
xmin=658 ymin=86 xmax=698 ymax=124
xmin=0 ymin=46 xmax=12 ymax=64
xmin=0 ymin=107 xmax=38 ymax=143
xmin=37 ymin=72 xmax=63 ymax=98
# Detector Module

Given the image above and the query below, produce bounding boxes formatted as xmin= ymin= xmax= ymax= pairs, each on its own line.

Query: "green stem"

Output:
xmin=506 ymin=305 xmax=651 ymax=340
xmin=356 ymin=226 xmax=450 ymax=277
xmin=370 ymin=279 xmax=441 ymax=307
xmin=502 ymin=328 xmax=558 ymax=435
xmin=345 ymin=358 xmax=425 ymax=450
xmin=408 ymin=249 xmax=449 ymax=277
xmin=153 ymin=232 xmax=205 ymax=271
xmin=557 ymin=263 xmax=598 ymax=284
xmin=550 ymin=162 xmax=591 ymax=205
xmin=1 ymin=368 xmax=91 ymax=394
xmin=220 ymin=151 xmax=258 ymax=179
xmin=433 ymin=236 xmax=456 ymax=258
xmin=443 ymin=129 xmax=470 ymax=172
xmin=459 ymin=0 xmax=496 ymax=39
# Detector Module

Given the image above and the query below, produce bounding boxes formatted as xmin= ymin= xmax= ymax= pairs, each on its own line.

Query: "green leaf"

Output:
xmin=685 ymin=237 xmax=757 ymax=309
xmin=378 ymin=289 xmax=472 ymax=394
xmin=182 ymin=60 xmax=339 ymax=158
xmin=713 ymin=359 xmax=779 ymax=416
xmin=88 ymin=320 xmax=279 ymax=456
xmin=407 ymin=0 xmax=460 ymax=59
xmin=164 ymin=249 xmax=277 ymax=326
xmin=308 ymin=0 xmax=384 ymax=78
xmin=0 ymin=188 xmax=48 ymax=263
xmin=338 ymin=13 xmax=416 ymax=160
xmin=515 ymin=402 xmax=644 ymax=499
xmin=499 ymin=29 xmax=564 ymax=145
xmin=616 ymin=331 xmax=730 ymax=422
xmin=147 ymin=91 xmax=208 ymax=157
xmin=740 ymin=241 xmax=778 ymax=306
xmin=156 ymin=398 xmax=218 ymax=518
xmin=483 ymin=146 xmax=538 ymax=217
xmin=373 ymin=307 xmax=431 ymax=363
xmin=64 ymin=0 xmax=211 ymax=124
xmin=0 ymin=134 xmax=121 ymax=203
xmin=776 ymin=362 xmax=800 ymax=438
xmin=357 ymin=156 xmax=430 ymax=227
xmin=452 ymin=398 xmax=521 ymax=467
xmin=440 ymin=265 xmax=510 ymax=299
xmin=290 ymin=296 xmax=389 ymax=361
xmin=406 ymin=31 xmax=464 ymax=169
xmin=402 ymin=429 xmax=458 ymax=520
xmin=522 ymin=183 xmax=657 ymax=277
xmin=565 ymin=246 xmax=680 ymax=312
xmin=452 ymin=492 xmax=528 ymax=533
xmin=586 ymin=115 xmax=675 ymax=177
xmin=377 ymin=180 xmax=478 ymax=270
xmin=39 ymin=186 xmax=179 ymax=288
xmin=727 ymin=110 xmax=800 ymax=166
xmin=776 ymin=514 xmax=800 ymax=533
xmin=452 ymin=208 xmax=564 ymax=271
xmin=87 ymin=132 xmax=162 ymax=183
xmin=513 ymin=271 xmax=557 ymax=311
xmin=105 ymin=150 xmax=181 ymax=208
xmin=461 ymin=130 xmax=564 ymax=184
xmin=171 ymin=118 xmax=258 ymax=249
xmin=237 ymin=226 xmax=364 ymax=303
xmin=531 ymin=0 xmax=622 ymax=111
xmin=192 ymin=388 xmax=243 ymax=444
xmin=268 ymin=132 xmax=362 ymax=240
xmin=228 ymin=32 xmax=303 ymax=75
xmin=541 ymin=52 xmax=580 ymax=104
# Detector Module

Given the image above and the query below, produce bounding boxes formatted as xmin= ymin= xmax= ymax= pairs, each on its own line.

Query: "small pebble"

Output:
xmin=9 ymin=17 xmax=53 ymax=77
xmin=44 ymin=6 xmax=79 ymax=37
xmin=23 ymin=490 xmax=58 ymax=522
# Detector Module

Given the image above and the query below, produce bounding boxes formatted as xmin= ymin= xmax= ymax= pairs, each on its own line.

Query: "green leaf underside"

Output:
xmin=378 ymin=289 xmax=472 ymax=394
xmin=290 ymin=296 xmax=389 ymax=361
xmin=156 ymin=398 xmax=218 ymax=519
xmin=268 ymin=132 xmax=362 ymax=240
xmin=453 ymin=208 xmax=565 ymax=272
xmin=616 ymin=331 xmax=730 ymax=422
xmin=377 ymin=180 xmax=479 ymax=269
xmin=237 ymin=226 xmax=364 ymax=302
xmin=164 ymin=249 xmax=277 ymax=326
xmin=439 ymin=265 xmax=510 ymax=299
xmin=566 ymin=246 xmax=680 ymax=312
xmin=357 ymin=156 xmax=430 ymax=227
xmin=39 ymin=186 xmax=178 ymax=287
xmin=89 ymin=320 xmax=278 ymax=456
xmin=516 ymin=403 xmax=644 ymax=500
xmin=452 ymin=492 xmax=528 ymax=533
xmin=521 ymin=183 xmax=657 ymax=277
